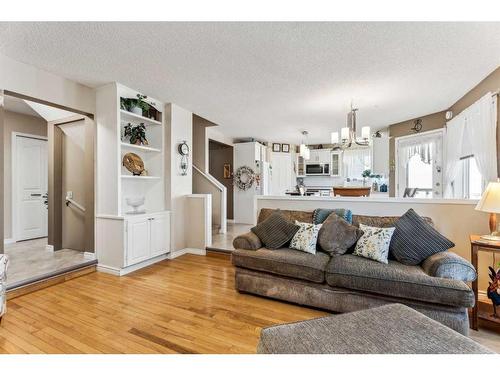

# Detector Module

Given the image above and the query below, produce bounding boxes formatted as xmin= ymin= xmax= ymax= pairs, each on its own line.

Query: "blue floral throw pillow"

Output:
xmin=353 ymin=224 xmax=395 ymax=264
xmin=289 ymin=221 xmax=322 ymax=254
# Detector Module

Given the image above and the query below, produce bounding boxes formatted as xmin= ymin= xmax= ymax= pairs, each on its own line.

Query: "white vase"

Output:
xmin=130 ymin=106 xmax=142 ymax=116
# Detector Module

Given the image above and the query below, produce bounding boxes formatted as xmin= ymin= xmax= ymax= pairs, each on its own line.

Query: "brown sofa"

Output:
xmin=231 ymin=209 xmax=477 ymax=336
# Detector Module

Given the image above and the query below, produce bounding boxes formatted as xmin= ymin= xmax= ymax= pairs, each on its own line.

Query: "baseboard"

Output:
xmin=3 ymin=238 xmax=15 ymax=245
xmin=45 ymin=244 xmax=54 ymax=252
xmin=97 ymin=254 xmax=169 ymax=276
xmin=168 ymin=248 xmax=206 ymax=259
xmin=83 ymin=252 xmax=96 ymax=260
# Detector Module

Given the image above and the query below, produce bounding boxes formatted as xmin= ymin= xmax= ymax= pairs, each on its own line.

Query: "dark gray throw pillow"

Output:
xmin=318 ymin=212 xmax=363 ymax=255
xmin=389 ymin=209 xmax=455 ymax=265
xmin=251 ymin=211 xmax=300 ymax=249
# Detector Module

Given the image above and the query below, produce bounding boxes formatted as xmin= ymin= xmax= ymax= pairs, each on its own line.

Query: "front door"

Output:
xmin=15 ymin=135 xmax=48 ymax=241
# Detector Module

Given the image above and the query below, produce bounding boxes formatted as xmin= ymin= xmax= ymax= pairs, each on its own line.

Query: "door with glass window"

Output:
xmin=396 ymin=130 xmax=444 ymax=198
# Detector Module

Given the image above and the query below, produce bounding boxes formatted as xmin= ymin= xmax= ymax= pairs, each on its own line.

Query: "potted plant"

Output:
xmin=361 ymin=169 xmax=381 ymax=187
xmin=123 ymin=123 xmax=148 ymax=145
xmin=120 ymin=94 xmax=155 ymax=117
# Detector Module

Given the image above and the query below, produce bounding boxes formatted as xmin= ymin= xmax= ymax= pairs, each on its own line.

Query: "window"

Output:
xmin=407 ymin=154 xmax=433 ymax=198
xmin=343 ymin=148 xmax=371 ymax=179
xmin=459 ymin=156 xmax=483 ymax=199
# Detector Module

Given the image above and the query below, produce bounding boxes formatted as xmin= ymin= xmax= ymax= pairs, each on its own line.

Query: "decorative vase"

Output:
xmin=130 ymin=106 xmax=142 ymax=116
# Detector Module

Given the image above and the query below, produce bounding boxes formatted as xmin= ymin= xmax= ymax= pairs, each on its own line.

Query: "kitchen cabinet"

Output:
xmin=330 ymin=151 xmax=342 ymax=177
xmin=309 ymin=149 xmax=332 ymax=163
xmin=296 ymin=155 xmax=306 ymax=177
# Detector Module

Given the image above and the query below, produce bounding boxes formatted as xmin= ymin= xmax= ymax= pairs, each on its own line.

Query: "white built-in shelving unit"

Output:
xmin=95 ymin=82 xmax=170 ymax=275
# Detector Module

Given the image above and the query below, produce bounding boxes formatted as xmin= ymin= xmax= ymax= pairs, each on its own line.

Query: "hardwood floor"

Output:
xmin=0 ymin=253 xmax=326 ymax=353
xmin=1 ymin=252 xmax=498 ymax=354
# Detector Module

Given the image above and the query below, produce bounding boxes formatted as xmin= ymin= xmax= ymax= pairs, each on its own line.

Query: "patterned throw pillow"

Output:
xmin=251 ymin=211 xmax=300 ymax=249
xmin=312 ymin=208 xmax=353 ymax=225
xmin=389 ymin=209 xmax=455 ymax=265
xmin=353 ymin=224 xmax=395 ymax=264
xmin=289 ymin=221 xmax=322 ymax=254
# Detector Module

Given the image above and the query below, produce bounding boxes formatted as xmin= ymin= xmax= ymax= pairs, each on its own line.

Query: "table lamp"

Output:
xmin=475 ymin=181 xmax=500 ymax=240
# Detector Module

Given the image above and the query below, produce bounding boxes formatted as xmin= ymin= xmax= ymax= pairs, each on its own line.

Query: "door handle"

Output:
xmin=31 ymin=193 xmax=42 ymax=197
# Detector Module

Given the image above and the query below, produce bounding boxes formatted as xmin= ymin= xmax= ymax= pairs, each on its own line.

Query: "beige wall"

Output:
xmin=3 ymin=110 xmax=47 ymax=240
xmin=209 ymin=141 xmax=234 ymax=219
xmin=387 ymin=111 xmax=446 ymax=196
xmin=60 ymin=120 xmax=86 ymax=251
xmin=0 ymin=97 xmax=4 ymax=253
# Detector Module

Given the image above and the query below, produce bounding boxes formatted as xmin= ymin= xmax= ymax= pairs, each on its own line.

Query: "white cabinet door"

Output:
xmin=319 ymin=150 xmax=332 ymax=164
xmin=126 ymin=218 xmax=151 ymax=266
xmin=150 ymin=214 xmax=170 ymax=257
xmin=331 ymin=152 xmax=342 ymax=176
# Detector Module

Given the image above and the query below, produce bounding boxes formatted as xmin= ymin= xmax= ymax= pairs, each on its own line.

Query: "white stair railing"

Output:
xmin=192 ymin=165 xmax=227 ymax=234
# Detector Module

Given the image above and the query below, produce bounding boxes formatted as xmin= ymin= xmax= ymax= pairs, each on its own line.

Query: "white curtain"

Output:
xmin=398 ymin=133 xmax=438 ymax=170
xmin=444 ymin=92 xmax=497 ymax=198
xmin=343 ymin=148 xmax=371 ymax=178
xmin=463 ymin=94 xmax=498 ymax=184
xmin=444 ymin=114 xmax=465 ymax=198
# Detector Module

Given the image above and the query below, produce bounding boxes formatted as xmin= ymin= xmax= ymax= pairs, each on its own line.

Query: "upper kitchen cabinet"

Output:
xmin=330 ymin=151 xmax=342 ymax=177
xmin=308 ymin=149 xmax=331 ymax=163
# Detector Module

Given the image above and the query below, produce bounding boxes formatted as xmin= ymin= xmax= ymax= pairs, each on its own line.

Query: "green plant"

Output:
xmin=362 ymin=169 xmax=382 ymax=179
xmin=124 ymin=122 xmax=147 ymax=145
xmin=120 ymin=94 xmax=156 ymax=114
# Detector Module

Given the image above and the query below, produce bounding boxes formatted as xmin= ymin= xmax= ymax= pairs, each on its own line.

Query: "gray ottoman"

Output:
xmin=257 ymin=304 xmax=493 ymax=354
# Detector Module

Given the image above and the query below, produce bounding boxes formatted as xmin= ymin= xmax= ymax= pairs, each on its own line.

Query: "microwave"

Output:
xmin=306 ymin=163 xmax=330 ymax=175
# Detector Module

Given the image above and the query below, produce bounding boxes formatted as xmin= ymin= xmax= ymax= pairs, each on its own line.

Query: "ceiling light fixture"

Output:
xmin=299 ymin=131 xmax=310 ymax=160
xmin=330 ymin=103 xmax=370 ymax=149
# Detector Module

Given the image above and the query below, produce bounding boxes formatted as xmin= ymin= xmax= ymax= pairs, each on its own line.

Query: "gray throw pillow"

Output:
xmin=251 ymin=211 xmax=300 ymax=249
xmin=389 ymin=209 xmax=455 ymax=265
xmin=317 ymin=213 xmax=363 ymax=255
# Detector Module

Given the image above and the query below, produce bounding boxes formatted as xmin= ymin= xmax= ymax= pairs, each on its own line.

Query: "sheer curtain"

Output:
xmin=343 ymin=148 xmax=371 ymax=178
xmin=464 ymin=94 xmax=498 ymax=184
xmin=444 ymin=92 xmax=497 ymax=198
xmin=398 ymin=133 xmax=438 ymax=169
xmin=444 ymin=114 xmax=465 ymax=198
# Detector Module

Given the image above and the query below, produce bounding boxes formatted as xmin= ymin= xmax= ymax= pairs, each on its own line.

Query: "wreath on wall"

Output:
xmin=234 ymin=166 xmax=256 ymax=191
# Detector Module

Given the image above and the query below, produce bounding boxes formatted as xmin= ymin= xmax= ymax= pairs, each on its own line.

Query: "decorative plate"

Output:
xmin=123 ymin=152 xmax=145 ymax=176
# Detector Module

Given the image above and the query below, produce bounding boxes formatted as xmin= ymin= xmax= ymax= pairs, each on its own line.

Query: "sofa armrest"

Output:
xmin=421 ymin=251 xmax=477 ymax=282
xmin=233 ymin=232 xmax=262 ymax=250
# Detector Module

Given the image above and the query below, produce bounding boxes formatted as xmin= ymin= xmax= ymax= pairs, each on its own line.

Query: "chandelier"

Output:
xmin=299 ymin=131 xmax=310 ymax=160
xmin=331 ymin=104 xmax=370 ymax=149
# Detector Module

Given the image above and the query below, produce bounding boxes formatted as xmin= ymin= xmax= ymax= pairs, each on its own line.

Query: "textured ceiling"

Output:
xmin=0 ymin=22 xmax=499 ymax=143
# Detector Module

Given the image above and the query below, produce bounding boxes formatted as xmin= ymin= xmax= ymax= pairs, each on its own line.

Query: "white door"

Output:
xmin=150 ymin=214 xmax=170 ymax=257
xmin=126 ymin=218 xmax=150 ymax=266
xmin=15 ymin=136 xmax=48 ymax=241
xmin=396 ymin=130 xmax=444 ymax=198
xmin=271 ymin=153 xmax=292 ymax=195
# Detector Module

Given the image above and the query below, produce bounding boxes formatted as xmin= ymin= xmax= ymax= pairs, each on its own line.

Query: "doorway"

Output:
xmin=1 ymin=92 xmax=96 ymax=289
xmin=395 ymin=129 xmax=444 ymax=198
xmin=209 ymin=139 xmax=234 ymax=220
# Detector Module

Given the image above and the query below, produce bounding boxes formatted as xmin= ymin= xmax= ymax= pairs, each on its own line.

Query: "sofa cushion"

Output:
xmin=258 ymin=208 xmax=313 ymax=224
xmin=251 ymin=211 xmax=300 ymax=249
xmin=317 ymin=213 xmax=363 ymax=255
xmin=289 ymin=221 xmax=322 ymax=254
xmin=232 ymin=248 xmax=330 ymax=283
xmin=233 ymin=231 xmax=263 ymax=250
xmin=312 ymin=208 xmax=352 ymax=224
xmin=325 ymin=254 xmax=474 ymax=307
xmin=389 ymin=209 xmax=454 ymax=265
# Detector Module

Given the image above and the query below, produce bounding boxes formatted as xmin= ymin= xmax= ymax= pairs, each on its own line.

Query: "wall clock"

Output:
xmin=178 ymin=141 xmax=190 ymax=156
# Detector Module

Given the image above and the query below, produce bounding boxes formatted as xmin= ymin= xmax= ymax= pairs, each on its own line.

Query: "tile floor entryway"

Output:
xmin=209 ymin=222 xmax=253 ymax=252
xmin=4 ymin=238 xmax=94 ymax=288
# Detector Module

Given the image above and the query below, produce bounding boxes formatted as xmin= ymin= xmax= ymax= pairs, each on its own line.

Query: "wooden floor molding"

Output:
xmin=6 ymin=265 xmax=97 ymax=300
xmin=1 ymin=253 xmax=498 ymax=353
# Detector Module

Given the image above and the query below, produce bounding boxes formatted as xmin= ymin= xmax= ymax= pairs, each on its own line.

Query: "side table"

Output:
xmin=470 ymin=234 xmax=500 ymax=330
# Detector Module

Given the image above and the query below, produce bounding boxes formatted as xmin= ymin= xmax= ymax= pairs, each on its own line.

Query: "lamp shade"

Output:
xmin=361 ymin=126 xmax=371 ymax=140
xmin=331 ymin=132 xmax=339 ymax=144
xmin=475 ymin=182 xmax=500 ymax=214
xmin=341 ymin=127 xmax=349 ymax=141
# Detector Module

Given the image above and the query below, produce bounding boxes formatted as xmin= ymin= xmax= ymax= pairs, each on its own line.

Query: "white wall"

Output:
xmin=0 ymin=54 xmax=95 ymax=114
xmin=372 ymin=130 xmax=390 ymax=176
xmin=256 ymin=196 xmax=492 ymax=293
xmin=233 ymin=142 xmax=258 ymax=224
xmin=165 ymin=103 xmax=193 ymax=252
